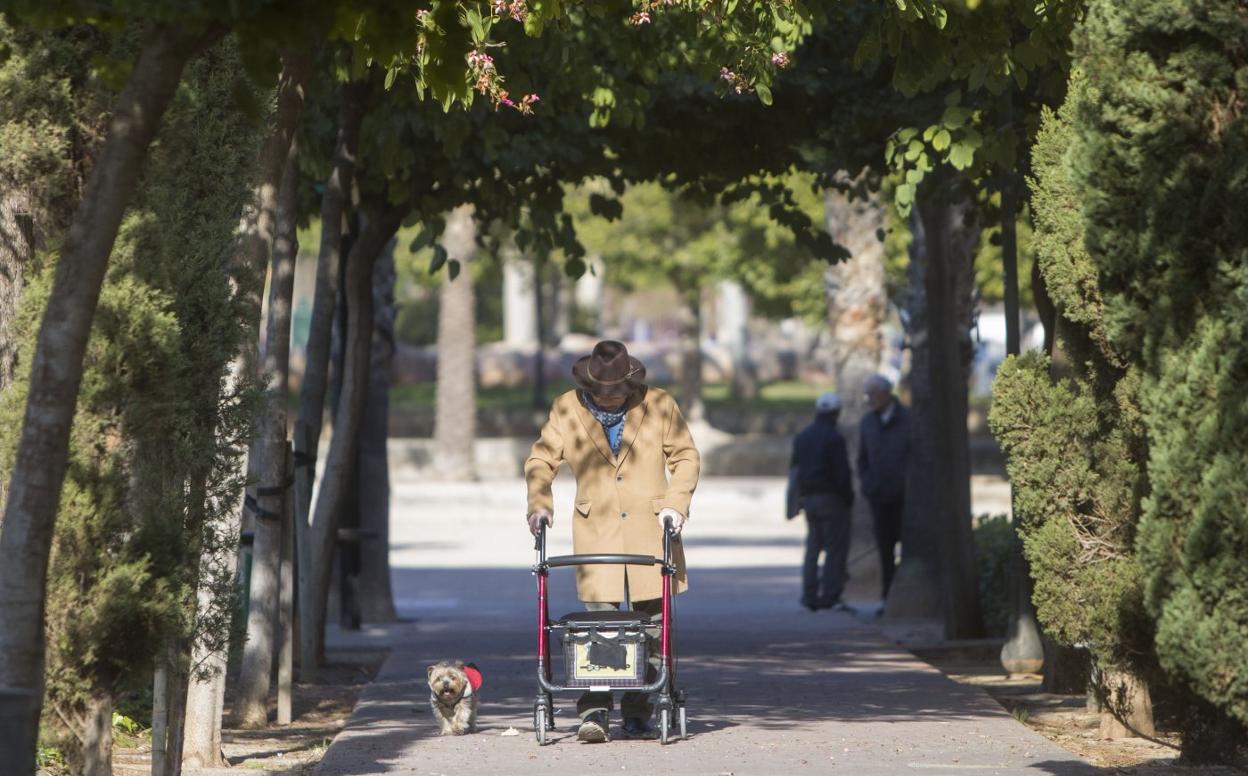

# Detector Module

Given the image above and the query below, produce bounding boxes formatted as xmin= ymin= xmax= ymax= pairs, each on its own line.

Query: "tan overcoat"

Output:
xmin=525 ymin=386 xmax=700 ymax=602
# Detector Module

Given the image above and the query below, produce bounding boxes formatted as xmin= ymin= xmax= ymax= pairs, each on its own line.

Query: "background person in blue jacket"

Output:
xmin=789 ymin=391 xmax=855 ymax=612
xmin=857 ymin=375 xmax=910 ymax=601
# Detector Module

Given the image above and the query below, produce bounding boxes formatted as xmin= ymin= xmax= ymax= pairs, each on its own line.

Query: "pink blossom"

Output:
xmin=720 ymin=66 xmax=735 ymax=82
xmin=630 ymin=11 xmax=651 ymax=25
xmin=771 ymin=51 xmax=790 ymax=68
xmin=468 ymin=50 xmax=495 ymax=70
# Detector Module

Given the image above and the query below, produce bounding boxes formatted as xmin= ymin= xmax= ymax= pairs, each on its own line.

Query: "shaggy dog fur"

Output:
xmin=427 ymin=661 xmax=479 ymax=735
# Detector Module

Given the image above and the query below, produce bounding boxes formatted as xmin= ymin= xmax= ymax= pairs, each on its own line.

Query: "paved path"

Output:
xmin=317 ymin=478 xmax=1095 ymax=776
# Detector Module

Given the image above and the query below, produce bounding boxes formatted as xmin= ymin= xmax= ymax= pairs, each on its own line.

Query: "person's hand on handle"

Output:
xmin=658 ymin=507 xmax=686 ymax=536
xmin=527 ymin=509 xmax=552 ymax=536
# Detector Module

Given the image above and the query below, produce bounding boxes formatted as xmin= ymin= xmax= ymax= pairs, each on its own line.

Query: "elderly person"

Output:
xmin=789 ymin=392 xmax=855 ymax=611
xmin=525 ymin=340 xmax=700 ymax=743
xmin=857 ymin=375 xmax=910 ymax=601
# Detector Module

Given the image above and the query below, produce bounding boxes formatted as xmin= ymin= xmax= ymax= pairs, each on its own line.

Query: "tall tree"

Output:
xmin=0 ymin=35 xmax=262 ymax=773
xmin=357 ymin=241 xmax=398 ymax=622
xmin=822 ymin=185 xmax=887 ymax=422
xmin=433 ymin=204 xmax=479 ymax=480
xmin=292 ymin=70 xmax=367 ymax=667
xmin=0 ymin=20 xmax=224 ymax=768
xmin=991 ymin=63 xmax=1165 ymax=737
xmin=184 ymin=48 xmax=311 ymax=754
xmin=1071 ymin=0 xmax=1247 ymax=752
xmin=914 ymin=172 xmax=985 ymax=639
xmin=301 ymin=205 xmax=402 ymax=675
xmin=235 ymin=140 xmax=301 ymax=728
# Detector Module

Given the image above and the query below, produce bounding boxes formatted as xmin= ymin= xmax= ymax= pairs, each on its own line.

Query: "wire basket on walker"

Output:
xmin=530 ymin=517 xmax=687 ymax=745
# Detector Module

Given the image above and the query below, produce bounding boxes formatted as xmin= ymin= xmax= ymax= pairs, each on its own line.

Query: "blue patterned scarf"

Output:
xmin=583 ymin=393 xmax=627 ymax=455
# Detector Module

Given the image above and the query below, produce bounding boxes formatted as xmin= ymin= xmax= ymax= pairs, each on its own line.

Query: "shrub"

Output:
xmin=973 ymin=514 xmax=1013 ymax=637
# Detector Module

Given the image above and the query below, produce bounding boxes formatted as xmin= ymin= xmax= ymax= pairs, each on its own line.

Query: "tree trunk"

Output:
xmin=883 ymin=210 xmax=943 ymax=621
xmin=1042 ymin=637 xmax=1088 ymax=694
xmin=0 ymin=189 xmax=33 ymax=393
xmin=502 ymin=238 xmax=537 ymax=348
xmin=1099 ymin=669 xmax=1155 ymax=739
xmin=302 ymin=208 xmax=402 ymax=677
xmin=0 ymin=27 xmax=217 ymax=772
xmin=181 ymin=51 xmax=310 ymax=761
xmin=82 ymin=692 xmax=114 ymax=776
xmin=1179 ymin=698 xmax=1243 ymax=764
xmin=822 ymin=187 xmax=887 ymax=422
xmin=236 ymin=141 xmax=300 ymax=729
xmin=533 ymin=255 xmax=548 ymax=409
xmin=294 ymin=77 xmax=366 ymax=668
xmin=0 ymin=190 xmax=33 ymax=517
xmin=914 ymin=177 xmax=985 ymax=639
xmin=433 ymin=205 xmax=478 ymax=481
xmin=151 ymin=642 xmax=187 ymax=776
xmin=717 ymin=280 xmax=757 ymax=401
xmin=357 ymin=241 xmax=397 ymax=623
xmin=153 ymin=661 xmax=168 ymax=776
xmin=997 ymin=172 xmax=1044 ymax=675
xmin=679 ymin=287 xmax=705 ymax=422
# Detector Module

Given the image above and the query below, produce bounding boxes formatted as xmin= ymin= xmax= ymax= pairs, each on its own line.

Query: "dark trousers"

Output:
xmin=870 ymin=498 xmax=904 ymax=599
xmin=801 ymin=493 xmax=851 ymax=606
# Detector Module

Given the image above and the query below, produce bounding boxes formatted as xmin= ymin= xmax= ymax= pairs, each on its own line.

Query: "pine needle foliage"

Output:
xmin=1071 ymin=0 xmax=1248 ymax=728
xmin=0 ymin=34 xmax=263 ymax=752
xmin=990 ymin=67 xmax=1154 ymax=673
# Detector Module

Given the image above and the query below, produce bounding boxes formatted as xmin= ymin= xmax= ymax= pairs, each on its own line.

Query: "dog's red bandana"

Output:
xmin=464 ymin=663 xmax=483 ymax=693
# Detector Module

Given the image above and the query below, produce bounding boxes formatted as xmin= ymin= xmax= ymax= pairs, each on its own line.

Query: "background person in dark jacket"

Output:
xmin=789 ymin=392 xmax=855 ymax=612
xmin=857 ymin=375 xmax=910 ymax=601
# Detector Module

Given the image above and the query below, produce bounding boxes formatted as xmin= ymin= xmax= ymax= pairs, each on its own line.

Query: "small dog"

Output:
xmin=427 ymin=660 xmax=481 ymax=735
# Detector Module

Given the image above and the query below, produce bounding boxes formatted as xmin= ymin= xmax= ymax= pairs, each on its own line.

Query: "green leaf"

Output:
xmin=895 ymin=182 xmax=914 ymax=206
xmin=428 ymin=245 xmax=448 ymax=275
xmin=949 ymin=141 xmax=976 ymax=170
xmin=589 ymin=193 xmax=624 ymax=221
xmin=465 ymin=8 xmax=485 ymax=44
xmin=932 ymin=128 xmax=952 ymax=151
xmin=755 ymin=83 xmax=773 ymax=106
xmin=941 ymin=106 xmax=971 ymax=129
xmin=448 ymin=259 xmax=461 ymax=281
xmin=384 ymin=67 xmax=396 ymax=91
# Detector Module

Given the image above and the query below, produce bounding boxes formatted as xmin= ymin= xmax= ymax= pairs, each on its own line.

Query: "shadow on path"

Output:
xmin=315 ymin=566 xmax=1103 ymax=775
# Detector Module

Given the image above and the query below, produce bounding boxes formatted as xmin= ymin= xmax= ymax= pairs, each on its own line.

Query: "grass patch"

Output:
xmin=390 ymin=380 xmax=825 ymax=414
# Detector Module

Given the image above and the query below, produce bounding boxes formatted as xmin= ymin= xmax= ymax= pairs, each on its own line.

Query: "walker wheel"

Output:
xmin=678 ymin=705 xmax=687 ymax=739
xmin=659 ymin=707 xmax=670 ymax=745
xmin=534 ymin=704 xmax=548 ymax=746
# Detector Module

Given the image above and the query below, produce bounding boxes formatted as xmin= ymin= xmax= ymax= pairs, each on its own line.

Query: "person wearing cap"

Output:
xmin=789 ymin=391 xmax=856 ymax=611
xmin=524 ymin=340 xmax=700 ymax=743
xmin=858 ymin=374 xmax=910 ymax=601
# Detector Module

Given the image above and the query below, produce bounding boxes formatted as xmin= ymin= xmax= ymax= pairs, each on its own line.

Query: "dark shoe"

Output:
xmin=621 ymin=716 xmax=657 ymax=739
xmin=577 ymin=711 xmax=610 ymax=743
xmin=800 ymin=597 xmax=818 ymax=612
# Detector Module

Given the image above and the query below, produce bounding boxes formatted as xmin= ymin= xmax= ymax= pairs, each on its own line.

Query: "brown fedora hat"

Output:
xmin=572 ymin=340 xmax=647 ymax=398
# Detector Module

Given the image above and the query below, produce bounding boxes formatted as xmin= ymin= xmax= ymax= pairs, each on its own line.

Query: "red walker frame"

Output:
xmin=531 ymin=519 xmax=686 ymax=744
